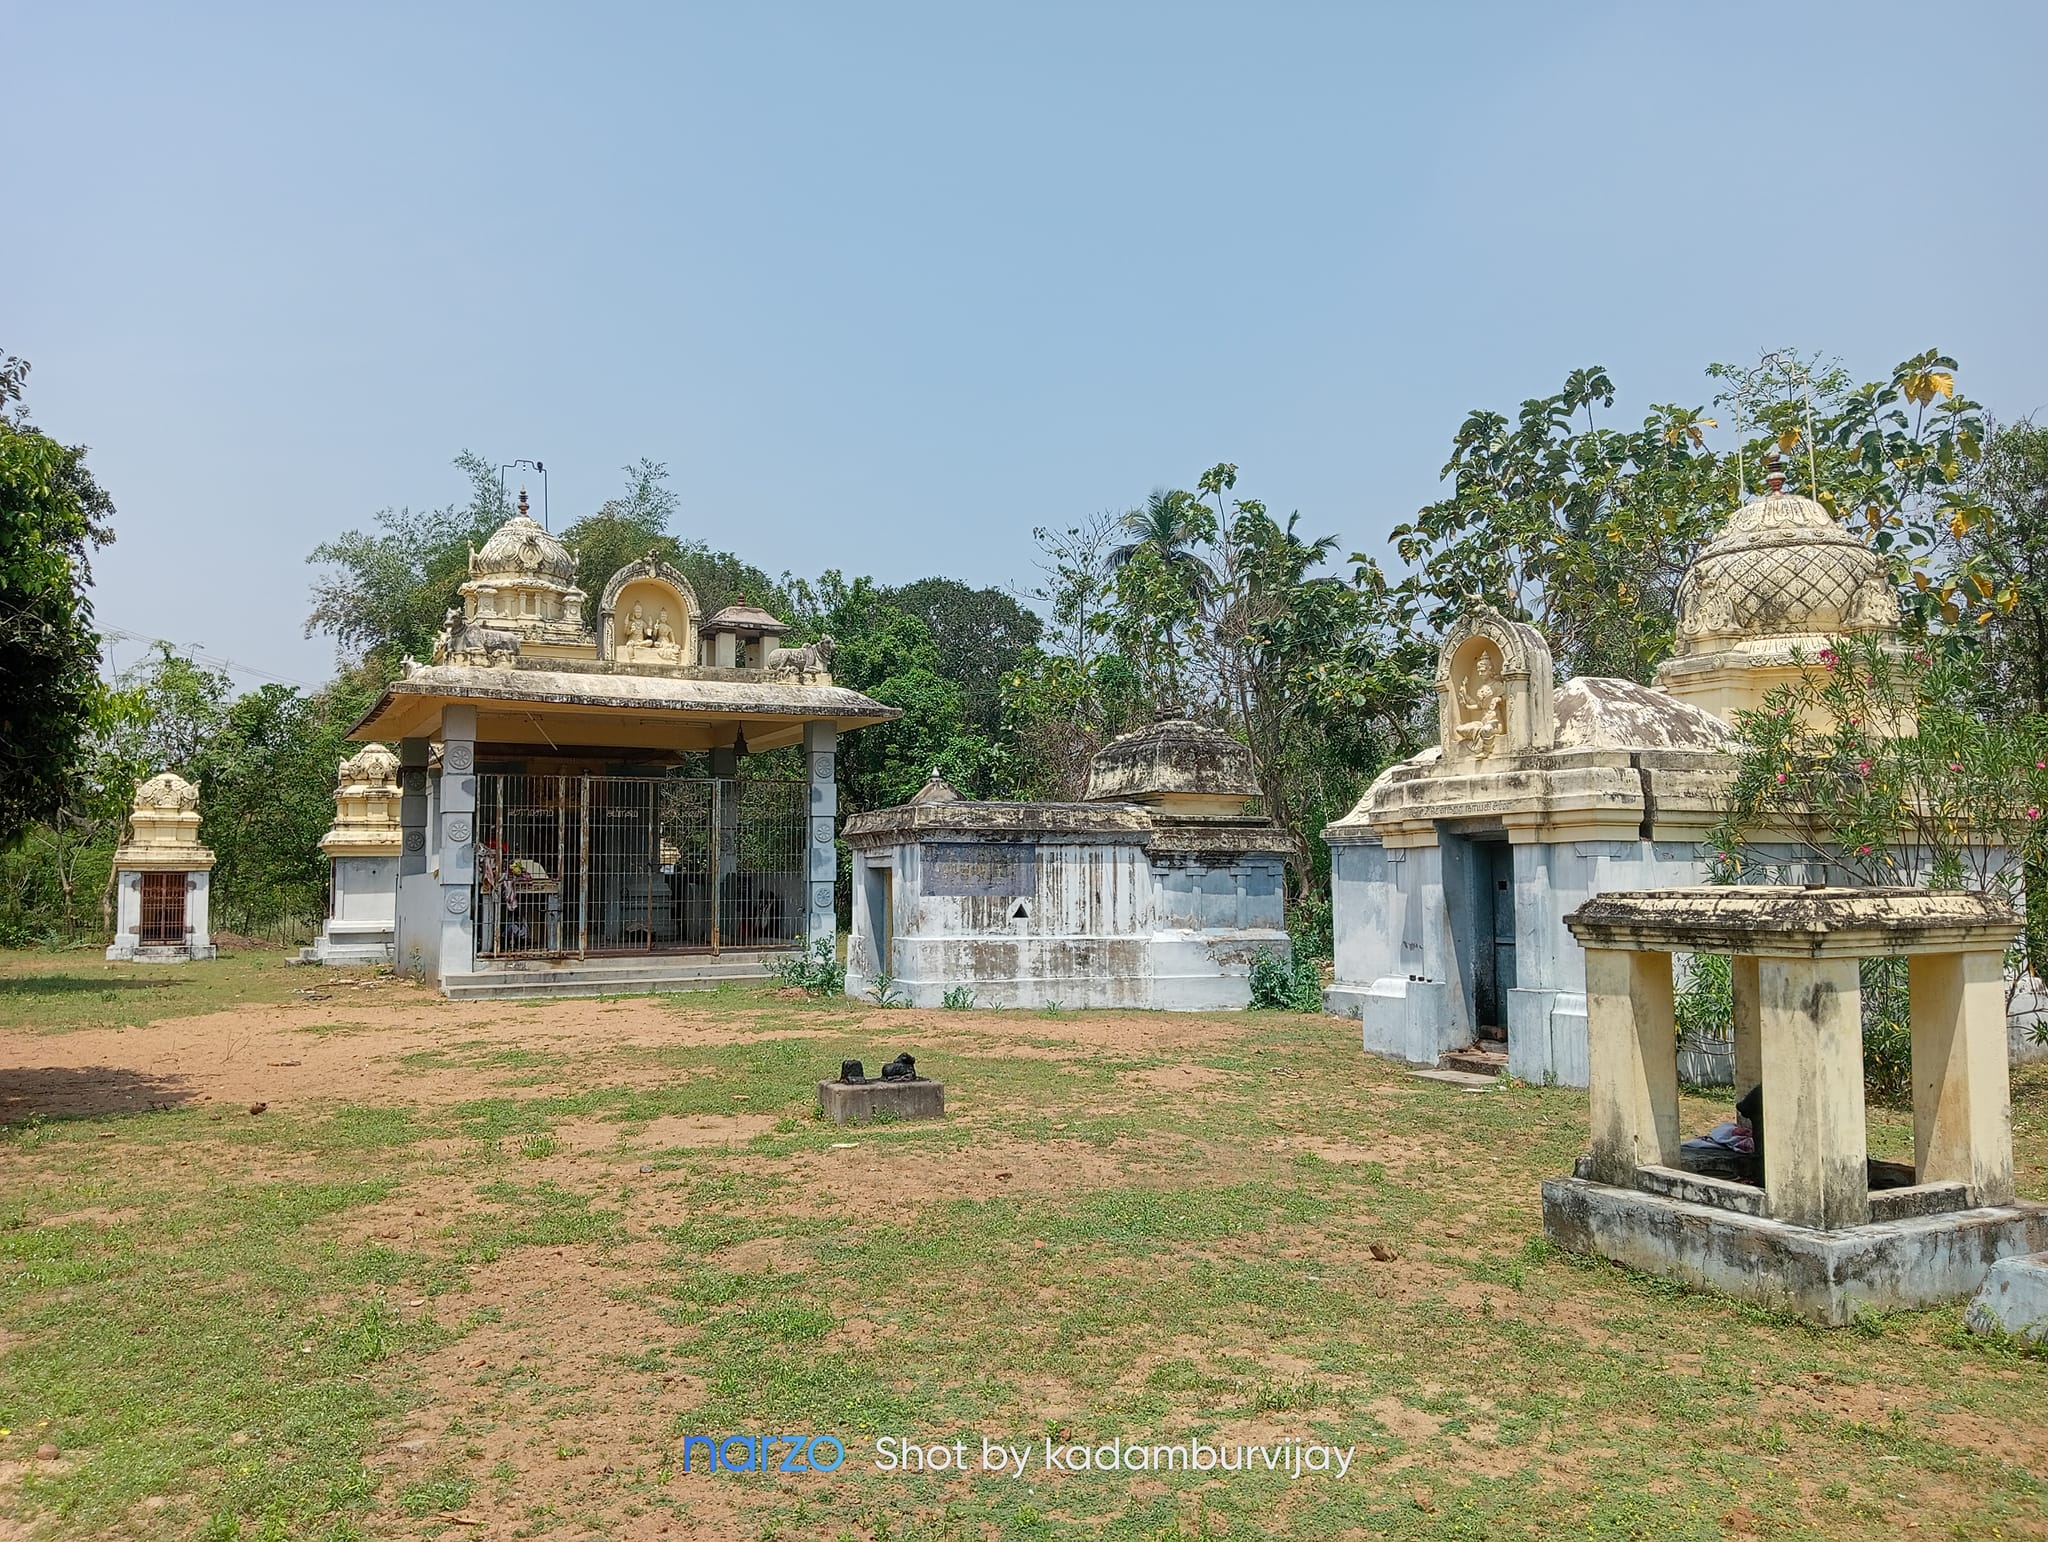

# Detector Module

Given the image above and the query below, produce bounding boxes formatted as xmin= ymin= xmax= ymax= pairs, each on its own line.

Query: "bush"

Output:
xmin=941 ymin=985 xmax=975 ymax=1010
xmin=1861 ymin=955 xmax=1913 ymax=1105
xmin=1286 ymin=891 xmax=1333 ymax=965
xmin=1247 ymin=947 xmax=1322 ymax=1012
xmin=769 ymin=937 xmax=845 ymax=996
xmin=1675 ymin=953 xmax=1732 ymax=1041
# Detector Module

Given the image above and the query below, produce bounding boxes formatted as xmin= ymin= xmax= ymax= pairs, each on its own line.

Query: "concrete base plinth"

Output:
xmin=1542 ymin=1175 xmax=2048 ymax=1326
xmin=1966 ymin=1251 xmax=2048 ymax=1341
xmin=106 ymin=941 xmax=216 ymax=962
xmin=817 ymin=1079 xmax=946 ymax=1124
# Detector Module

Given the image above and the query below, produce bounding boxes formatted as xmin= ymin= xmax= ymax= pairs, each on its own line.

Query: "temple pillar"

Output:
xmin=1911 ymin=949 xmax=2015 ymax=1204
xmin=1583 ymin=946 xmax=1679 ymax=1185
xmin=394 ymin=738 xmax=433 ymax=979
xmin=438 ymin=706 xmax=478 ymax=981
xmin=1758 ymin=957 xmax=1868 ymax=1229
xmin=1731 ymin=953 xmax=1762 ymax=1104
xmin=805 ymin=720 xmax=839 ymax=952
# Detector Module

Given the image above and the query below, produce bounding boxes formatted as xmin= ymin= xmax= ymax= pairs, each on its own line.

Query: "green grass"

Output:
xmin=0 ymin=946 xmax=334 ymax=1034
xmin=2 ymin=962 xmax=2046 ymax=1538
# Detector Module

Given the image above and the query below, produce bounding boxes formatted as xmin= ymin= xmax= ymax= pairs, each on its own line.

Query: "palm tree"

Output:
xmin=1108 ymin=488 xmax=1217 ymax=595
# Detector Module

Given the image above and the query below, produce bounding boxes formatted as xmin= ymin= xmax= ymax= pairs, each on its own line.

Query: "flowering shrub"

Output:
xmin=1709 ymin=631 xmax=2048 ymax=1002
xmin=1709 ymin=634 xmax=2048 ymax=893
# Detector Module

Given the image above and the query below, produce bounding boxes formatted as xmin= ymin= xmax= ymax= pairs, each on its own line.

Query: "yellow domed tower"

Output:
xmin=1655 ymin=463 xmax=1902 ymax=722
xmin=435 ymin=489 xmax=594 ymax=663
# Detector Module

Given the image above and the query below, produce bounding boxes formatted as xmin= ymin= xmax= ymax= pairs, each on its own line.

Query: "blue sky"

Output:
xmin=10 ymin=2 xmax=2047 ymax=686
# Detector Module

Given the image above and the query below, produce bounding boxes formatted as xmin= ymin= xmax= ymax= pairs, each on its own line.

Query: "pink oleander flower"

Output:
xmin=1819 ymin=647 xmax=1838 ymax=669
xmin=1775 ymin=772 xmax=1788 ymax=784
xmin=2030 ymin=808 xmax=2043 ymax=821
xmin=1856 ymin=759 xmax=1872 ymax=776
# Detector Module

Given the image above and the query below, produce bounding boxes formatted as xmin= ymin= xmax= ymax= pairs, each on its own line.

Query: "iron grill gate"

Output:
xmin=473 ymin=775 xmax=806 ymax=959
xmin=139 ymin=871 xmax=186 ymax=946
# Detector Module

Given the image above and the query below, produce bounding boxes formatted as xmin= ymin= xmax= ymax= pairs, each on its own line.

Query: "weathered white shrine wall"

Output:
xmin=306 ymin=854 xmax=398 ymax=965
xmin=1325 ymin=832 xmax=1706 ymax=1087
xmin=848 ymin=839 xmax=1289 ymax=1011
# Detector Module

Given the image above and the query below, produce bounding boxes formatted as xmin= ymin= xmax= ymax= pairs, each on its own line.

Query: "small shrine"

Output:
xmin=302 ymin=743 xmax=402 ymax=966
xmin=350 ymin=493 xmax=899 ymax=999
xmin=106 ymin=773 xmax=217 ymax=961
xmin=1323 ymin=604 xmax=1733 ymax=1082
xmin=1544 ymin=886 xmax=2048 ymax=1324
xmin=1323 ymin=466 xmax=1922 ymax=1086
xmin=843 ymin=716 xmax=1292 ymax=1010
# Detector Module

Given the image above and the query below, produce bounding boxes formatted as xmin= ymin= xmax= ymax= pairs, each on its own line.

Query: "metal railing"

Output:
xmin=473 ymin=774 xmax=805 ymax=960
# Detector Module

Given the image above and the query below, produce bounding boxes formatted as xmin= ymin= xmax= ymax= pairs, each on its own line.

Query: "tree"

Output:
xmin=305 ymin=450 xmax=510 ymax=676
xmin=0 ymin=349 xmax=116 ymax=845
xmin=1387 ymin=365 xmax=1733 ymax=681
xmin=1006 ymin=465 xmax=1430 ymax=919
xmin=880 ymin=577 xmax=1041 ymax=738
xmin=785 ymin=572 xmax=1007 ymax=810
xmin=1959 ymin=421 xmax=2048 ymax=713
xmin=191 ymin=673 xmax=379 ymax=934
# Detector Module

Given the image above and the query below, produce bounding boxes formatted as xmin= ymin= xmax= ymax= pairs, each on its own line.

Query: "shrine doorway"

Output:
xmin=1472 ymin=838 xmax=1518 ymax=1035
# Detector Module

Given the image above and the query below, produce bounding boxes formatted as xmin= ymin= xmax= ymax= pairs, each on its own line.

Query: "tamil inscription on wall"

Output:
xmin=921 ymin=842 xmax=1038 ymax=897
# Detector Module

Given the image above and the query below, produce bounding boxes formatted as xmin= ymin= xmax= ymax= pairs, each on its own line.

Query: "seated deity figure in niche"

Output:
xmin=1454 ymin=643 xmax=1508 ymax=756
xmin=653 ymin=608 xmax=676 ymax=645
xmin=626 ymin=602 xmax=649 ymax=643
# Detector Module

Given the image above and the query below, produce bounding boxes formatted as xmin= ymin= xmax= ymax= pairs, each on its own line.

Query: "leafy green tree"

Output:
xmin=1707 ymin=348 xmax=1988 ymax=636
xmin=785 ymin=572 xmax=1006 ymax=810
xmin=0 ymin=349 xmax=116 ymax=845
xmin=880 ymin=577 xmax=1041 ymax=737
xmin=1958 ymin=421 xmax=2048 ymax=713
xmin=192 ymin=674 xmax=379 ymax=933
xmin=304 ymin=450 xmax=510 ymax=676
xmin=1007 ymin=465 xmax=1430 ymax=918
xmin=1388 ymin=365 xmax=1733 ymax=680
xmin=1706 ymin=632 xmax=2048 ymax=984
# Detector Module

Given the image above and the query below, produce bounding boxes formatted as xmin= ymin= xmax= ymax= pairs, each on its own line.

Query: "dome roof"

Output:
xmin=1672 ymin=484 xmax=1899 ymax=654
xmin=472 ymin=514 xmax=577 ymax=585
xmin=1084 ymin=716 xmax=1259 ymax=804
xmin=1551 ymin=677 xmax=1732 ymax=753
xmin=701 ymin=601 xmax=790 ymax=635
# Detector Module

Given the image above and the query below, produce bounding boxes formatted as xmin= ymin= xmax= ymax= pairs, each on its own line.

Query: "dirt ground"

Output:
xmin=3 ymin=954 xmax=2046 ymax=1542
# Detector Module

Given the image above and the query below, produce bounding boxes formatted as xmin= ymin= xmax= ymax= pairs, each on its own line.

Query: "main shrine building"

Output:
xmin=347 ymin=494 xmax=898 ymax=998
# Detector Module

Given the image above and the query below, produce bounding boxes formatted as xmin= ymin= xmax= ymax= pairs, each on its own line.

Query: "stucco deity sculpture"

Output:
xmin=1453 ymin=643 xmax=1508 ymax=757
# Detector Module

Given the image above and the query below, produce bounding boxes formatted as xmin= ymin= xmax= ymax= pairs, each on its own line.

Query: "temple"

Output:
xmin=1322 ymin=465 xmax=1924 ymax=1085
xmin=843 ymin=715 xmax=1293 ymax=1009
xmin=347 ymin=493 xmax=898 ymax=998
xmin=106 ymin=773 xmax=217 ymax=962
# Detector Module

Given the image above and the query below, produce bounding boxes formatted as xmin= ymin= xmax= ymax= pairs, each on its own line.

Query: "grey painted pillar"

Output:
xmin=399 ymin=739 xmax=430 ymax=878
xmin=395 ymin=738 xmax=432 ymax=979
xmin=805 ymin=720 xmax=839 ymax=951
xmin=438 ymin=706 xmax=478 ymax=981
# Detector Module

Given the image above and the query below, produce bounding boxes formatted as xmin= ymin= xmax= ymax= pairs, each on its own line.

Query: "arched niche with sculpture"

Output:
xmin=1435 ymin=604 xmax=1555 ymax=765
xmin=598 ymin=556 xmax=701 ymax=667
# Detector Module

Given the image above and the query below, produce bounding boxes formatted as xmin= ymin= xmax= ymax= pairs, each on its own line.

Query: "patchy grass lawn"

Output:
xmin=0 ymin=947 xmax=2044 ymax=1540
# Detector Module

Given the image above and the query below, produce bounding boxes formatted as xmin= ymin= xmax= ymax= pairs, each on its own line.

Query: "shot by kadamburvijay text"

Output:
xmin=675 ymin=1431 xmax=1360 ymax=1480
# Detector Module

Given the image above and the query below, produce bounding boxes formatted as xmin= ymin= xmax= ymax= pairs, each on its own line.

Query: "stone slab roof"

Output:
xmin=1565 ymin=885 xmax=2020 ymax=957
xmin=350 ymin=662 xmax=899 ymax=752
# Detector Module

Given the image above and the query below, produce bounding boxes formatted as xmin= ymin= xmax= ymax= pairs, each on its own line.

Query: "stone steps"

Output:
xmin=445 ymin=952 xmax=789 ymax=1001
xmin=1441 ymin=1047 xmax=1509 ymax=1077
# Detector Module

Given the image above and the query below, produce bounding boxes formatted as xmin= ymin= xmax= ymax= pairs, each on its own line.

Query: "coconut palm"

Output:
xmin=1108 ymin=488 xmax=1217 ymax=595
